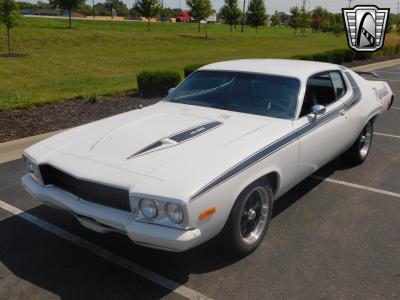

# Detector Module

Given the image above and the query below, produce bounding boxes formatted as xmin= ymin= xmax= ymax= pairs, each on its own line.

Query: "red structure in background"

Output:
xmin=176 ymin=10 xmax=191 ymax=22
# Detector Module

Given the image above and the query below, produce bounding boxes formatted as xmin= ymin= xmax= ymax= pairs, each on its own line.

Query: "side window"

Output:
xmin=330 ymin=71 xmax=346 ymax=100
xmin=300 ymin=72 xmax=336 ymax=117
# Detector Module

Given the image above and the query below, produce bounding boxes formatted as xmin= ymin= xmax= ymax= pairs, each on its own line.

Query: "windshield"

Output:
xmin=166 ymin=71 xmax=300 ymax=119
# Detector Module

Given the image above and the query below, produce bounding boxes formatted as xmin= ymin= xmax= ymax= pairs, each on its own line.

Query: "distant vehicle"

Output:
xmin=176 ymin=10 xmax=191 ymax=22
xmin=22 ymin=60 xmax=394 ymax=256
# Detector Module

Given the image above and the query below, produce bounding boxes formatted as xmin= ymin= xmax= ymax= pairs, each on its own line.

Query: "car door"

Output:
xmin=293 ymin=71 xmax=354 ymax=177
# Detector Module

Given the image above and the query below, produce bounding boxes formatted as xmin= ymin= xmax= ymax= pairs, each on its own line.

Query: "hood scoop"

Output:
xmin=128 ymin=121 xmax=223 ymax=159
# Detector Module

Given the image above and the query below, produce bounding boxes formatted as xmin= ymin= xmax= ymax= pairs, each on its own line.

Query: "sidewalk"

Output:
xmin=0 ymin=130 xmax=62 ymax=164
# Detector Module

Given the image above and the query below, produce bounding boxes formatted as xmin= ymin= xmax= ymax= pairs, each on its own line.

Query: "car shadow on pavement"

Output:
xmin=0 ymin=157 xmax=352 ymax=299
xmin=0 ymin=209 xmax=175 ymax=299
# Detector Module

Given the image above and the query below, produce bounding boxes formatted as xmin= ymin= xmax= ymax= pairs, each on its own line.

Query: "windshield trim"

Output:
xmin=165 ymin=69 xmax=302 ymax=121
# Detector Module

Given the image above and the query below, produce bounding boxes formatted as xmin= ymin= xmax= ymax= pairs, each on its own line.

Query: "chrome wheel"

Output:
xmin=240 ymin=186 xmax=269 ymax=245
xmin=359 ymin=122 xmax=372 ymax=159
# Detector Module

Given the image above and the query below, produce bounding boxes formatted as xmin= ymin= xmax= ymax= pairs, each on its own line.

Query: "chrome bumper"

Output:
xmin=21 ymin=175 xmax=201 ymax=252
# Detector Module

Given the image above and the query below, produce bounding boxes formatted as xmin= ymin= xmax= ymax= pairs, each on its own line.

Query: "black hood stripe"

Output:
xmin=127 ymin=121 xmax=223 ymax=159
xmin=169 ymin=121 xmax=222 ymax=143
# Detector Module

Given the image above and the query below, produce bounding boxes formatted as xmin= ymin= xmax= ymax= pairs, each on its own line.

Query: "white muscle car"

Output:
xmin=22 ymin=59 xmax=394 ymax=256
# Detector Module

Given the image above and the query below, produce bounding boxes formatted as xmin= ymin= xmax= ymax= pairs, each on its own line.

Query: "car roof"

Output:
xmin=199 ymin=59 xmax=344 ymax=81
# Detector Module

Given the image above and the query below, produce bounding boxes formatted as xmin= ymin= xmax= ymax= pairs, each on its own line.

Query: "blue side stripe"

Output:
xmin=190 ymin=72 xmax=361 ymax=201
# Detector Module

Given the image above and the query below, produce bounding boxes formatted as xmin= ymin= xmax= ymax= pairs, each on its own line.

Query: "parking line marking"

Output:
xmin=311 ymin=176 xmax=400 ymax=199
xmin=375 ymin=132 xmax=400 ymax=139
xmin=390 ymin=107 xmax=400 ymax=110
xmin=0 ymin=199 xmax=212 ymax=300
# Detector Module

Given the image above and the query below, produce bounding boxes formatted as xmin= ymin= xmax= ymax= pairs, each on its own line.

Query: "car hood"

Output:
xmin=35 ymin=102 xmax=293 ymax=197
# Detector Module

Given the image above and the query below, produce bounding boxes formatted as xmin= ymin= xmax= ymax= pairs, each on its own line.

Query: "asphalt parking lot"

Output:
xmin=0 ymin=63 xmax=399 ymax=300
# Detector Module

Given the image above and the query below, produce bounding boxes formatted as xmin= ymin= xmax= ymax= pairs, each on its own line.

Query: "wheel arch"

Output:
xmin=229 ymin=170 xmax=281 ymax=217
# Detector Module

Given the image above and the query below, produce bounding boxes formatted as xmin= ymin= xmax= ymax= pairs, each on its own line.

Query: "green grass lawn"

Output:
xmin=0 ymin=17 xmax=348 ymax=111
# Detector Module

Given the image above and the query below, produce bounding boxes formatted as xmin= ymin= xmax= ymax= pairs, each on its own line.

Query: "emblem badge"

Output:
xmin=342 ymin=5 xmax=390 ymax=52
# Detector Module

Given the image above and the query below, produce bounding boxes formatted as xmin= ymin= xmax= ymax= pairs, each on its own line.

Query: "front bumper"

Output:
xmin=21 ymin=175 xmax=201 ymax=252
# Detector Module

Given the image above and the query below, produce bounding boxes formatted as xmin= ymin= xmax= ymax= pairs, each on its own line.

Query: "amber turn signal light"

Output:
xmin=199 ymin=207 xmax=216 ymax=220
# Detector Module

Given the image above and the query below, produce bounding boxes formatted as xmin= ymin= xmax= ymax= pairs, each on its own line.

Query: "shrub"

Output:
xmin=395 ymin=44 xmax=400 ymax=54
xmin=354 ymin=51 xmax=372 ymax=60
xmin=329 ymin=49 xmax=345 ymax=64
xmin=293 ymin=54 xmax=314 ymax=61
xmin=386 ymin=46 xmax=395 ymax=55
xmin=372 ymin=50 xmax=384 ymax=58
xmin=137 ymin=70 xmax=181 ymax=98
xmin=184 ymin=63 xmax=205 ymax=77
xmin=342 ymin=49 xmax=356 ymax=63
xmin=312 ymin=51 xmax=333 ymax=63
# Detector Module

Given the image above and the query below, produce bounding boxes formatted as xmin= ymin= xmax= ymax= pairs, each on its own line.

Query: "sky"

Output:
xmin=28 ymin=0 xmax=400 ymax=14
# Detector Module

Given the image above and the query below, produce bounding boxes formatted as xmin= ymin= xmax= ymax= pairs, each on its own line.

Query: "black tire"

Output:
xmin=221 ymin=178 xmax=273 ymax=257
xmin=345 ymin=121 xmax=373 ymax=165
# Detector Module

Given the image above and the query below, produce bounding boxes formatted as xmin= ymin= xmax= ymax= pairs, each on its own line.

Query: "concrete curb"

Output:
xmin=351 ymin=58 xmax=400 ymax=72
xmin=1 ymin=57 xmax=400 ymax=164
xmin=0 ymin=130 xmax=63 ymax=164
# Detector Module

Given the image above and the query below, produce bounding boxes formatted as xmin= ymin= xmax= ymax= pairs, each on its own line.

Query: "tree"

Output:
xmin=289 ymin=5 xmax=300 ymax=33
xmin=0 ymin=0 xmax=20 ymax=55
xmin=94 ymin=3 xmax=110 ymax=16
xmin=160 ymin=7 xmax=182 ymax=20
xmin=219 ymin=0 xmax=241 ymax=31
xmin=299 ymin=6 xmax=310 ymax=36
xmin=49 ymin=0 xmax=85 ymax=28
xmin=331 ymin=13 xmax=343 ymax=37
xmin=311 ymin=6 xmax=330 ymax=32
xmin=76 ymin=2 xmax=92 ymax=16
xmin=105 ymin=0 xmax=129 ymax=17
xmin=134 ymin=0 xmax=161 ymax=31
xmin=270 ymin=10 xmax=281 ymax=29
xmin=311 ymin=10 xmax=322 ymax=32
xmin=246 ymin=0 xmax=266 ymax=33
xmin=186 ymin=0 xmax=212 ymax=35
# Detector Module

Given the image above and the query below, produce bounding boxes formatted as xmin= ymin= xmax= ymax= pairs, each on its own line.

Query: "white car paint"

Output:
xmin=21 ymin=59 xmax=393 ymax=251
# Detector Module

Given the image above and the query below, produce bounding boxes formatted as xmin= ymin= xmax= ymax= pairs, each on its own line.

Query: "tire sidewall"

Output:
xmin=223 ymin=178 xmax=273 ymax=256
xmin=356 ymin=121 xmax=374 ymax=163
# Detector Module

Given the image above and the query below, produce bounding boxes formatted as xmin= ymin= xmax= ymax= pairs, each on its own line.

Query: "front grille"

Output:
xmin=39 ymin=164 xmax=131 ymax=212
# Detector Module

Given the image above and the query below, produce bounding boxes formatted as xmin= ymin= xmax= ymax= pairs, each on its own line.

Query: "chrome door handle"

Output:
xmin=339 ymin=109 xmax=346 ymax=116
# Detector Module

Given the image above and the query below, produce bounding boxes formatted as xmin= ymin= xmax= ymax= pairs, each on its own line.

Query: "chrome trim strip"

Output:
xmin=190 ymin=73 xmax=361 ymax=201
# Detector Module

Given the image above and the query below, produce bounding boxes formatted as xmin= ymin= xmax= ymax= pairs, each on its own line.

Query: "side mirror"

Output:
xmin=168 ymin=87 xmax=176 ymax=95
xmin=311 ymin=104 xmax=326 ymax=119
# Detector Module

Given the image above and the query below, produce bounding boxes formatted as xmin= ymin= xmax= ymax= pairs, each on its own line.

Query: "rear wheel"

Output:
xmin=345 ymin=121 xmax=373 ymax=165
xmin=222 ymin=179 xmax=273 ymax=257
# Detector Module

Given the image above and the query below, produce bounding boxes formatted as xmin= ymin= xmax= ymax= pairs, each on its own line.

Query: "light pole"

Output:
xmin=241 ymin=0 xmax=246 ymax=33
xmin=161 ymin=0 xmax=164 ymax=22
xmin=92 ymin=0 xmax=95 ymax=18
xmin=348 ymin=0 xmax=353 ymax=8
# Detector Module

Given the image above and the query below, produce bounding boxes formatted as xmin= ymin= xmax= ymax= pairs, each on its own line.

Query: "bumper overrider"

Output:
xmin=21 ymin=173 xmax=202 ymax=252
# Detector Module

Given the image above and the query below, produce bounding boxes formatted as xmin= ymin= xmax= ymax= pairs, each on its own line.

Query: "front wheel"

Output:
xmin=345 ymin=121 xmax=373 ymax=165
xmin=221 ymin=179 xmax=273 ymax=257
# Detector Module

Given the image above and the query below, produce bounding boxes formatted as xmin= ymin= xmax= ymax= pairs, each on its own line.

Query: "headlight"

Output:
xmin=23 ymin=155 xmax=36 ymax=173
xmin=165 ymin=202 xmax=184 ymax=224
xmin=22 ymin=154 xmax=42 ymax=184
xmin=139 ymin=199 xmax=158 ymax=219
